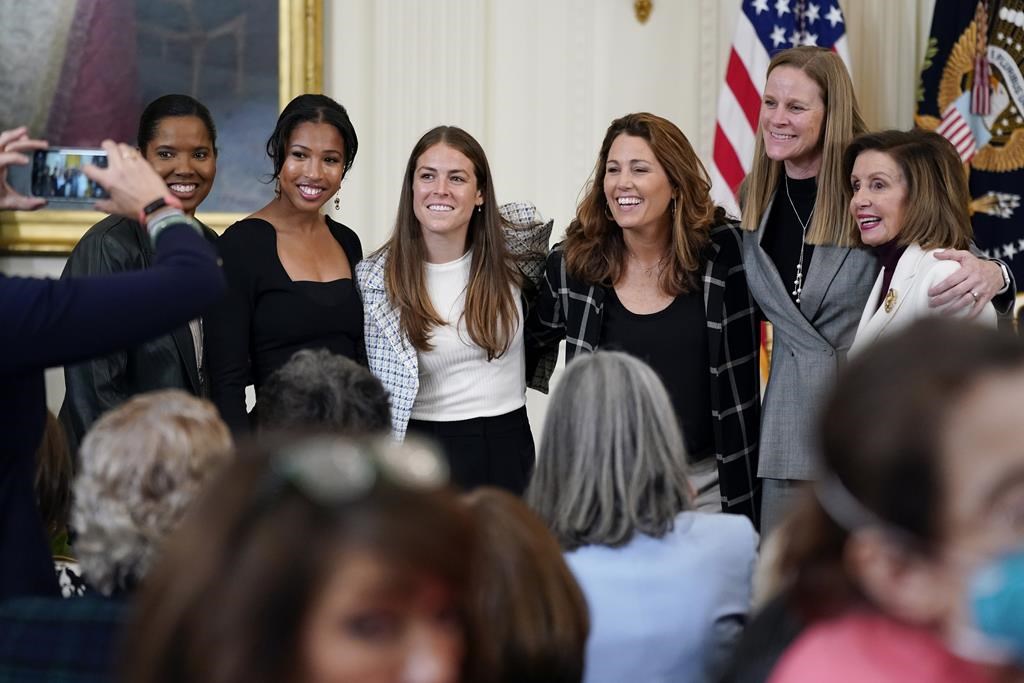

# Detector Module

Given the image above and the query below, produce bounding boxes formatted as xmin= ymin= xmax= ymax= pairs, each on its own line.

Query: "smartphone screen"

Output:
xmin=32 ymin=148 xmax=110 ymax=200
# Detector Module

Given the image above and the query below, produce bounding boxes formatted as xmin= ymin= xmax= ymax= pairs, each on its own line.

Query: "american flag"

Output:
xmin=711 ymin=0 xmax=851 ymax=215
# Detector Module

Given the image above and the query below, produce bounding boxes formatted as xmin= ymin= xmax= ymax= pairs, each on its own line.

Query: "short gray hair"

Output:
xmin=526 ymin=351 xmax=693 ymax=550
xmin=72 ymin=390 xmax=233 ymax=595
xmin=258 ymin=349 xmax=391 ymax=435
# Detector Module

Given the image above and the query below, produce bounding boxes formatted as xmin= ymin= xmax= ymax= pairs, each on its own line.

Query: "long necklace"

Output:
xmin=785 ymin=175 xmax=815 ymax=304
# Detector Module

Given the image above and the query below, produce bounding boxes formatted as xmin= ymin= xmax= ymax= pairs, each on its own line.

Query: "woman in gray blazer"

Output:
xmin=739 ymin=47 xmax=1014 ymax=533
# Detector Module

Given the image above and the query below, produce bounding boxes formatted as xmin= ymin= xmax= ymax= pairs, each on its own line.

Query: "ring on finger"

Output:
xmin=970 ymin=290 xmax=979 ymax=301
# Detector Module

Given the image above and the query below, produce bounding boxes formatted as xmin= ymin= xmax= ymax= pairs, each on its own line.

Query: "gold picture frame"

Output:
xmin=0 ymin=0 xmax=323 ymax=254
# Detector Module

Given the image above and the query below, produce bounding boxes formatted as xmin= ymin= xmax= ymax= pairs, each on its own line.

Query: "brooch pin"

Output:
xmin=884 ymin=288 xmax=898 ymax=314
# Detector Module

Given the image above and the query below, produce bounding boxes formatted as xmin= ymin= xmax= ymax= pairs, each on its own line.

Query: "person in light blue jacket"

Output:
xmin=527 ymin=351 xmax=758 ymax=683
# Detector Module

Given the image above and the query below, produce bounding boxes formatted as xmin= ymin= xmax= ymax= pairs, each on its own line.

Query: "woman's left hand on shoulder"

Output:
xmin=927 ymin=249 xmax=1003 ymax=319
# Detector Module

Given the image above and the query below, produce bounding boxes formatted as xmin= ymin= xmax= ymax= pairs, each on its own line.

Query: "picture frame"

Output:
xmin=0 ymin=0 xmax=323 ymax=254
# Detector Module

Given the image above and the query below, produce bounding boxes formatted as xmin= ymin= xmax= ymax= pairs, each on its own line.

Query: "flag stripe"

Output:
xmin=714 ymin=123 xmax=747 ymax=195
xmin=725 ymin=49 xmax=762 ymax=130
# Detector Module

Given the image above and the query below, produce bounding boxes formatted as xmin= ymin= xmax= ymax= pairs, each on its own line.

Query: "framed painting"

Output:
xmin=0 ymin=0 xmax=322 ymax=253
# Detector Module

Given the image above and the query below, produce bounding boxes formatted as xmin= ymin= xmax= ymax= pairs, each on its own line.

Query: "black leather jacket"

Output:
xmin=58 ymin=215 xmax=219 ymax=454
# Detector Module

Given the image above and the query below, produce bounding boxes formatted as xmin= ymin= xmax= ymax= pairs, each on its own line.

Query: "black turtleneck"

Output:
xmin=762 ymin=174 xmax=818 ymax=304
xmin=872 ymin=240 xmax=908 ymax=311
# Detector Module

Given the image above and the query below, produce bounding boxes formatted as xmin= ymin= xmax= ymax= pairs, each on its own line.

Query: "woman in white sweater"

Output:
xmin=846 ymin=130 xmax=997 ymax=356
xmin=357 ymin=125 xmax=550 ymax=494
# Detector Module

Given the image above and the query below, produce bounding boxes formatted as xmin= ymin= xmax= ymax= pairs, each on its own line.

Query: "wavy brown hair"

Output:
xmin=380 ymin=126 xmax=519 ymax=360
xmin=842 ymin=129 xmax=972 ymax=251
xmin=564 ymin=112 xmax=726 ymax=294
xmin=740 ymin=46 xmax=868 ymax=247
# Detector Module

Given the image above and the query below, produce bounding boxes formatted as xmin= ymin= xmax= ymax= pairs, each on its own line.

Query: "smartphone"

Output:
xmin=30 ymin=148 xmax=110 ymax=202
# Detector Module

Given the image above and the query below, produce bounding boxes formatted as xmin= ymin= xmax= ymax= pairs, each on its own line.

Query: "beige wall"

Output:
xmin=5 ymin=0 xmax=936 ymax=414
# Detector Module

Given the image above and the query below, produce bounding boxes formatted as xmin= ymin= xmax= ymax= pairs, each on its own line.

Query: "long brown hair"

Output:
xmin=564 ymin=112 xmax=726 ymax=294
xmin=740 ymin=46 xmax=868 ymax=246
xmin=464 ymin=488 xmax=589 ymax=683
xmin=380 ymin=126 xmax=519 ymax=360
xmin=842 ymin=129 xmax=972 ymax=251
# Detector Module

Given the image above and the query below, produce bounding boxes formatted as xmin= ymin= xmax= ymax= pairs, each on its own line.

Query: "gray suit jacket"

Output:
xmin=743 ymin=194 xmax=876 ymax=481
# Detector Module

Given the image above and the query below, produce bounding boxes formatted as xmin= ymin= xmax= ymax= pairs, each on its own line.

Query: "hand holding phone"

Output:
xmin=0 ymin=127 xmax=48 ymax=211
xmin=83 ymin=140 xmax=177 ymax=221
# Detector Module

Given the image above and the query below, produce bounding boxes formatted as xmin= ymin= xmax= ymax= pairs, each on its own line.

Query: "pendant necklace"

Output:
xmin=785 ymin=175 xmax=815 ymax=304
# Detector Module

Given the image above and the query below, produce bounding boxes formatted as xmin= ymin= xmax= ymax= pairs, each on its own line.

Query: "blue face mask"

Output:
xmin=963 ymin=548 xmax=1024 ymax=664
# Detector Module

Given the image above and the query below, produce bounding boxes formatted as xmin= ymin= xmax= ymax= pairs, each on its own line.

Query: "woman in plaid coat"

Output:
xmin=525 ymin=113 xmax=761 ymax=526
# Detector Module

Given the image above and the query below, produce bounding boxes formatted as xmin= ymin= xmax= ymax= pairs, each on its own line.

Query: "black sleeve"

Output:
xmin=59 ymin=228 xmax=134 ymax=446
xmin=0 ymin=223 xmax=224 ymax=373
xmin=523 ymin=248 xmax=568 ymax=389
xmin=203 ymin=227 xmax=257 ymax=433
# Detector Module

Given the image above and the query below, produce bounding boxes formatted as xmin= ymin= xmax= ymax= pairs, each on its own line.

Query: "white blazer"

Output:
xmin=849 ymin=244 xmax=997 ymax=357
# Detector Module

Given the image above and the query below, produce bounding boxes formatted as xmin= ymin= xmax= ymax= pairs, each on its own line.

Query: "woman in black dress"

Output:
xmin=204 ymin=95 xmax=362 ymax=433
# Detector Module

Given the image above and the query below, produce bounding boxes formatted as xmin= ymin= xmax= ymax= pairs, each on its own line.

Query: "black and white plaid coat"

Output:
xmin=525 ymin=222 xmax=761 ymax=525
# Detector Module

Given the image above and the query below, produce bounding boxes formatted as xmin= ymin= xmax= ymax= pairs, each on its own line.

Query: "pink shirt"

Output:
xmin=769 ymin=612 xmax=995 ymax=683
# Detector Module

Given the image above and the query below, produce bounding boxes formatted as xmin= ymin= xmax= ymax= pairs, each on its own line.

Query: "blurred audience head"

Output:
xmin=258 ymin=349 xmax=391 ymax=435
xmin=527 ymin=351 xmax=693 ymax=551
xmin=781 ymin=319 xmax=1024 ymax=665
xmin=34 ymin=410 xmax=73 ymax=545
xmin=72 ymin=390 xmax=232 ymax=596
xmin=463 ymin=487 xmax=589 ymax=683
xmin=123 ymin=435 xmax=475 ymax=683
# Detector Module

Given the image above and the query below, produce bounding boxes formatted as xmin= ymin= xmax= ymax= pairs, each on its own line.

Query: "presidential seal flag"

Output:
xmin=916 ymin=0 xmax=1024 ymax=280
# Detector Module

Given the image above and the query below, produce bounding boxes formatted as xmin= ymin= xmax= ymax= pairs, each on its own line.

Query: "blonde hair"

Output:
xmin=380 ymin=126 xmax=520 ymax=360
xmin=740 ymin=46 xmax=868 ymax=246
xmin=72 ymin=390 xmax=232 ymax=595
xmin=564 ymin=112 xmax=727 ymax=293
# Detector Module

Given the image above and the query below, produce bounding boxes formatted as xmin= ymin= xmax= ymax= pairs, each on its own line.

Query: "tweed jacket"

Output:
xmin=849 ymin=244 xmax=997 ymax=357
xmin=525 ymin=222 xmax=762 ymax=524
xmin=356 ymin=202 xmax=553 ymax=441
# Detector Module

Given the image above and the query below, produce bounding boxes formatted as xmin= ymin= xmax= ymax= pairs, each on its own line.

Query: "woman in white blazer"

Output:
xmin=847 ymin=130 xmax=996 ymax=355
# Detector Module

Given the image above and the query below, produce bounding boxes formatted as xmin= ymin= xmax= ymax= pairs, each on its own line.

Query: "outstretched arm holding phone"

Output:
xmin=0 ymin=130 xmax=226 ymax=601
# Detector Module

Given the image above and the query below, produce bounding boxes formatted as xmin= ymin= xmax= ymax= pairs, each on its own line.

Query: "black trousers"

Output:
xmin=407 ymin=406 xmax=535 ymax=495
